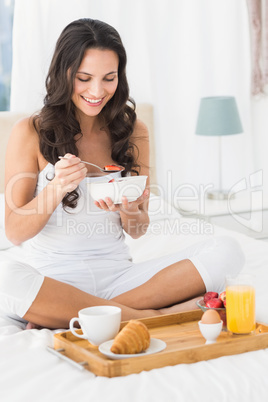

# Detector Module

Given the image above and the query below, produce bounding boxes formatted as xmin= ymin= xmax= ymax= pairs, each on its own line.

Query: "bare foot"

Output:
xmin=25 ymin=322 xmax=44 ymax=330
xmin=159 ymin=296 xmax=201 ymax=315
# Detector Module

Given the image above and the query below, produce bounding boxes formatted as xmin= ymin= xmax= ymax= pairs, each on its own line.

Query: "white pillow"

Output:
xmin=0 ymin=193 xmax=13 ymax=250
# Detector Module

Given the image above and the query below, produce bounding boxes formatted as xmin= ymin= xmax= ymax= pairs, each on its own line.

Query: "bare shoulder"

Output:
xmin=132 ymin=119 xmax=149 ymax=141
xmin=6 ymin=116 xmax=40 ymax=172
xmin=10 ymin=116 xmax=38 ymax=142
xmin=131 ymin=119 xmax=149 ymax=151
xmin=129 ymin=119 xmax=150 ymax=178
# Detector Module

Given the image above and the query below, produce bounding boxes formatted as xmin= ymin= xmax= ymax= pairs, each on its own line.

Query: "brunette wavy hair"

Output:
xmin=33 ymin=18 xmax=138 ymax=209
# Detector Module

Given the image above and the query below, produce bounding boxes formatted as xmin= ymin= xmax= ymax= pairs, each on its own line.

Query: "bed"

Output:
xmin=1 ymin=109 xmax=268 ymax=401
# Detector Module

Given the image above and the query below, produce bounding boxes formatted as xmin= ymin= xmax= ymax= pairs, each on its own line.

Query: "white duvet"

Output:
xmin=1 ymin=195 xmax=268 ymax=402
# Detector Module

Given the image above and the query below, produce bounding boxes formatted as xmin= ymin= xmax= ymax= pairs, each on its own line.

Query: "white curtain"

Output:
xmin=11 ymin=0 xmax=262 ymax=200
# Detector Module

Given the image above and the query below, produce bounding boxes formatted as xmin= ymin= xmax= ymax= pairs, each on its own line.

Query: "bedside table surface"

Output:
xmin=178 ymin=193 xmax=268 ymax=217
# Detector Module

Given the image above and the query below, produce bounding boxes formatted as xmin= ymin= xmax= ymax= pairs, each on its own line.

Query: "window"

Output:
xmin=0 ymin=0 xmax=15 ymax=111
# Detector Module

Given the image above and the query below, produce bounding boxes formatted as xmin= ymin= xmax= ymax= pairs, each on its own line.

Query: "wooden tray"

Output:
xmin=52 ymin=310 xmax=268 ymax=377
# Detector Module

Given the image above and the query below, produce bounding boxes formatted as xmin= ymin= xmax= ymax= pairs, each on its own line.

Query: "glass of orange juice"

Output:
xmin=226 ymin=274 xmax=255 ymax=334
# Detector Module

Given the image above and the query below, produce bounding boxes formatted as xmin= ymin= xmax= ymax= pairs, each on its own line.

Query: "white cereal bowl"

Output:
xmin=87 ymin=175 xmax=148 ymax=204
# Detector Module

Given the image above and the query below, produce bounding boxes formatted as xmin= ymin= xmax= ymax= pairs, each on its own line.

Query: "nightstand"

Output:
xmin=176 ymin=193 xmax=268 ymax=240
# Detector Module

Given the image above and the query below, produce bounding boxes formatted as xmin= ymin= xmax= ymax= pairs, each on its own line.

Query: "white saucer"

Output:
xmin=99 ymin=338 xmax=166 ymax=360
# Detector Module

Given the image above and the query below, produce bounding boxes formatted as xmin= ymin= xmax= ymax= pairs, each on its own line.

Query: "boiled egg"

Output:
xmin=201 ymin=309 xmax=221 ymax=324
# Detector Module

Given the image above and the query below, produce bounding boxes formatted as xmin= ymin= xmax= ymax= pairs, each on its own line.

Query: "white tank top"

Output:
xmin=25 ymin=163 xmax=131 ymax=266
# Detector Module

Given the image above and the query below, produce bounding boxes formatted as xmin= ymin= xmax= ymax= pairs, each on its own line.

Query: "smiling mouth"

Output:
xmin=81 ymin=96 xmax=104 ymax=105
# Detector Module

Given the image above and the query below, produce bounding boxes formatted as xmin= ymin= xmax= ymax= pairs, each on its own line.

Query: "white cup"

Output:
xmin=69 ymin=306 xmax=121 ymax=346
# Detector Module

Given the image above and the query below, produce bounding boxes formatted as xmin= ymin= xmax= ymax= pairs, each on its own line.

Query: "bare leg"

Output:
xmin=23 ymin=259 xmax=205 ymax=329
xmin=25 ymin=322 xmax=43 ymax=330
xmin=23 ymin=277 xmax=160 ymax=329
xmin=111 ymin=259 xmax=206 ymax=309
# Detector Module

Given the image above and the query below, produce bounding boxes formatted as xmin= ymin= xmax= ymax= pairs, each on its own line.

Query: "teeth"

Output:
xmin=82 ymin=96 xmax=102 ymax=104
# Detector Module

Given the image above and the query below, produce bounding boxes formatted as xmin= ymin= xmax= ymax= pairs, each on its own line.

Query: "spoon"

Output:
xmin=59 ymin=156 xmax=125 ymax=173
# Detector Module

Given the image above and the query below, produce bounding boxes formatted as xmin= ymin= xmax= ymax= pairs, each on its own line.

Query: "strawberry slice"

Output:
xmin=104 ymin=165 xmax=121 ymax=171
xmin=108 ymin=179 xmax=115 ymax=183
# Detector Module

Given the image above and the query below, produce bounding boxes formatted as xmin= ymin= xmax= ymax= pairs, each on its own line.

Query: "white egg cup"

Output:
xmin=198 ymin=320 xmax=223 ymax=344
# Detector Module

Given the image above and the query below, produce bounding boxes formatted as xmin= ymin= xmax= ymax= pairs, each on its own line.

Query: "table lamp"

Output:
xmin=195 ymin=96 xmax=243 ymax=200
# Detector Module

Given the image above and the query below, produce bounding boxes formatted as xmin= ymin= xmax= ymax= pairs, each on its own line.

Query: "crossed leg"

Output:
xmin=23 ymin=259 xmax=205 ymax=328
xmin=23 ymin=276 xmax=159 ymax=328
xmin=111 ymin=259 xmax=205 ymax=309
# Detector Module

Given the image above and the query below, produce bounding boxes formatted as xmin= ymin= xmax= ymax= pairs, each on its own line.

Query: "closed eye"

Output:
xmin=78 ymin=78 xmax=89 ymax=82
xmin=77 ymin=77 xmax=115 ymax=82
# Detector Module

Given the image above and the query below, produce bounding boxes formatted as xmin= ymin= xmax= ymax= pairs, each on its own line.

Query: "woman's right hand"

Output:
xmin=54 ymin=153 xmax=88 ymax=194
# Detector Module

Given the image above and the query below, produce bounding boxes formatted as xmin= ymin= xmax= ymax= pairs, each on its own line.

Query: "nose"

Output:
xmin=87 ymin=79 xmax=103 ymax=98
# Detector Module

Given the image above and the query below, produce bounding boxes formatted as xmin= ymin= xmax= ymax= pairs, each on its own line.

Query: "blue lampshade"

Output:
xmin=195 ymin=96 xmax=243 ymax=136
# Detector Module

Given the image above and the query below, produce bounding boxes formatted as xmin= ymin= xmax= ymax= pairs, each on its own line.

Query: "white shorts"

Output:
xmin=0 ymin=236 xmax=245 ymax=321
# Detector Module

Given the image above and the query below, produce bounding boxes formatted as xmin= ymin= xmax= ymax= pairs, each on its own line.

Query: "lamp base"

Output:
xmin=207 ymin=190 xmax=235 ymax=201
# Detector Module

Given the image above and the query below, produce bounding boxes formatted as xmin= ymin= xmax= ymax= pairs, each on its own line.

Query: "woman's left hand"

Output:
xmin=94 ymin=188 xmax=150 ymax=214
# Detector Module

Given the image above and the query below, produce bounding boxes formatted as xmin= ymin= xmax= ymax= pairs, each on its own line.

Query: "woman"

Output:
xmin=1 ymin=19 xmax=244 ymax=329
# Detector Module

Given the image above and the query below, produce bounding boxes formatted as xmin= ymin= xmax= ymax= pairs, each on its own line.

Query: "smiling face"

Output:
xmin=72 ymin=48 xmax=119 ymax=118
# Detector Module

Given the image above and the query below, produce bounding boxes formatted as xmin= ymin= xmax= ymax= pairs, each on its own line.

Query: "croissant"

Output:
xmin=110 ymin=320 xmax=150 ymax=354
